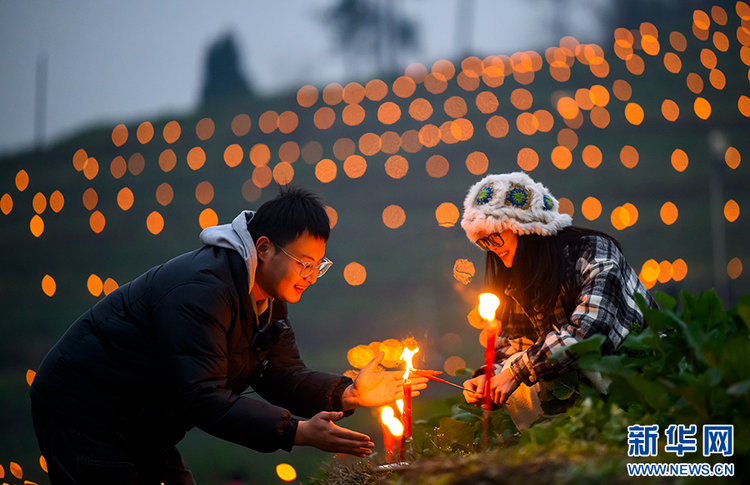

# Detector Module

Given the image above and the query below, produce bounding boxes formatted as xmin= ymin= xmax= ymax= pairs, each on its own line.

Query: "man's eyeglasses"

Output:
xmin=275 ymin=244 xmax=333 ymax=279
xmin=475 ymin=233 xmax=505 ymax=251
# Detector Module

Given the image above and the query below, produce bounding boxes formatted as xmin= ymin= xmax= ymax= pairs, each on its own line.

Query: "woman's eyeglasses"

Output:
xmin=475 ymin=233 xmax=505 ymax=251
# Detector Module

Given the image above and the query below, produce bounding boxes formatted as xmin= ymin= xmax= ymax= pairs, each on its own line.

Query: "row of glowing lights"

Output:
xmin=2 ymin=143 xmax=742 ymax=237
xmin=7 ymin=117 xmax=747 ymax=192
xmin=100 ymin=14 xmax=750 ymax=150
xmin=101 ymin=80 xmax=750 ymax=157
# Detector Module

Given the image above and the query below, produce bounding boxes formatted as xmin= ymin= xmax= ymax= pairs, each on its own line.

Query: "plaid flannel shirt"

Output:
xmin=495 ymin=235 xmax=657 ymax=386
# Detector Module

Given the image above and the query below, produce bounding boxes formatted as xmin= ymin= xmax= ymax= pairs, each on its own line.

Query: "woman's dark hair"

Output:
xmin=247 ymin=185 xmax=330 ymax=246
xmin=485 ymin=226 xmax=622 ymax=315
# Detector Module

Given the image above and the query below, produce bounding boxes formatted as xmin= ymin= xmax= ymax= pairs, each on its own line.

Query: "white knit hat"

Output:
xmin=461 ymin=172 xmax=572 ymax=243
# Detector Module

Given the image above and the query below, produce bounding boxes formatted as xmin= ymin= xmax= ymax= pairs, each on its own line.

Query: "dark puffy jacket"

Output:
xmin=30 ymin=245 xmax=352 ymax=452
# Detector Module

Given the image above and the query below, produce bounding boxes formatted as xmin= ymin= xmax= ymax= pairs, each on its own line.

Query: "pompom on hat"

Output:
xmin=461 ymin=172 xmax=572 ymax=244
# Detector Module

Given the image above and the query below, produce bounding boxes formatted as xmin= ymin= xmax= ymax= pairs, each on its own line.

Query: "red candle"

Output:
xmin=483 ymin=324 xmax=497 ymax=410
xmin=478 ymin=293 xmax=500 ymax=449
xmin=380 ymin=406 xmax=402 ymax=463
xmin=381 ymin=423 xmax=394 ymax=461
xmin=402 ymin=379 xmax=412 ymax=438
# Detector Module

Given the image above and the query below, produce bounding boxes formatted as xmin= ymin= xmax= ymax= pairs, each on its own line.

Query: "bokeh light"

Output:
xmin=41 ymin=275 xmax=56 ymax=297
xmin=517 ymin=148 xmax=539 ymax=171
xmin=725 ymin=147 xmax=741 ymax=169
xmin=224 ymin=144 xmax=244 ymax=168
xmin=694 ymin=97 xmax=712 ymax=119
xmin=660 ymin=201 xmax=679 ymax=225
xmin=196 ymin=118 xmax=215 ymax=141
xmin=435 ymin=202 xmax=459 ymax=227
xmin=662 ymin=100 xmax=680 ymax=121
xmin=581 ymin=197 xmax=602 ymax=221
xmin=259 ymin=111 xmax=279 ymax=133
xmin=620 ymin=145 xmax=639 ymax=168
xmin=344 ymin=262 xmax=367 ymax=286
xmin=82 ymin=188 xmax=98 ymax=211
xmin=147 ymin=211 xmax=165 ymax=235
xmin=33 ymin=192 xmax=46 ymax=214
xmin=253 ymin=165 xmax=273 ymax=188
xmin=582 ymin=145 xmax=602 ymax=168
xmin=297 ymin=85 xmax=318 ymax=108
xmin=137 ymin=121 xmax=154 ymax=144
xmin=30 ymin=215 xmax=44 ymax=237
xmin=112 ymin=124 xmax=127 ymax=147
xmin=343 ymin=155 xmax=367 ymax=179
xmin=199 ymin=208 xmax=219 ymax=230
xmin=465 ymin=152 xmax=488 ymax=175
xmin=315 ymin=159 xmax=337 ymax=183
xmin=159 ymin=150 xmax=177 ymax=172
xmin=249 ymin=144 xmax=271 ymax=167
xmin=156 ymin=183 xmax=173 ymax=206
xmin=273 ymin=162 xmax=295 ymax=185
xmin=724 ymin=200 xmax=740 ymax=222
xmin=671 ymin=149 xmax=689 ymax=171
xmin=444 ymin=356 xmax=467 ymax=376
xmin=87 ymin=274 xmax=103 ymax=297
xmin=385 ymin=155 xmax=408 ymax=179
xmin=128 ymin=153 xmax=145 ymax=176
xmin=452 ymin=259 xmax=475 ymax=285
xmin=728 ymin=258 xmax=743 ymax=279
xmin=117 ymin=188 xmax=134 ymax=211
xmin=90 ymin=211 xmax=105 ymax=233
xmin=187 ymin=147 xmax=206 ymax=171
xmin=382 ymin=205 xmax=406 ymax=229
xmin=50 ymin=190 xmax=64 ymax=212
xmin=111 ymin=156 xmax=127 ymax=178
xmin=83 ymin=157 xmax=98 ymax=180
xmin=232 ymin=114 xmax=251 ymax=136
xmin=276 ymin=463 xmax=297 ymax=482
xmin=426 ymin=155 xmax=449 ymax=178
xmin=324 ymin=206 xmax=337 ymax=229
xmin=163 ymin=121 xmax=181 ymax=144
xmin=195 ymin=181 xmax=214 ymax=205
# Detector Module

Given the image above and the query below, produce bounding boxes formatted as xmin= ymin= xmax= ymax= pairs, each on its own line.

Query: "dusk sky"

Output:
xmin=0 ymin=0 xmax=604 ymax=156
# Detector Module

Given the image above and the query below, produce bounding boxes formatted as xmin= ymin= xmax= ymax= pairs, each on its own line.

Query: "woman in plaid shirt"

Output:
xmin=460 ymin=172 xmax=656 ymax=410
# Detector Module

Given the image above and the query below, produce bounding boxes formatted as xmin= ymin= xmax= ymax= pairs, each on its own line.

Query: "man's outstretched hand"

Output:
xmin=294 ymin=411 xmax=374 ymax=457
xmin=341 ymin=351 xmax=429 ymax=410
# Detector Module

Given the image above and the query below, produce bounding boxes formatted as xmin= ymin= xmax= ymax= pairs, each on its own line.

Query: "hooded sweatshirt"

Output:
xmin=30 ymin=211 xmax=352 ymax=453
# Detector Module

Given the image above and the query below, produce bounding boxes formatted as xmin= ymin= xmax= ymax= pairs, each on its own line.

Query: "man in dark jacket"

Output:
xmin=30 ymin=186 xmax=426 ymax=484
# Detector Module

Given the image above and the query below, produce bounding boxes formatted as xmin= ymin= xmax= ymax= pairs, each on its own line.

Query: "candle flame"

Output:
xmin=380 ymin=406 xmax=394 ymax=423
xmin=380 ymin=405 xmax=404 ymax=436
xmin=478 ymin=293 xmax=500 ymax=321
xmin=400 ymin=346 xmax=419 ymax=380
xmin=387 ymin=417 xmax=404 ymax=436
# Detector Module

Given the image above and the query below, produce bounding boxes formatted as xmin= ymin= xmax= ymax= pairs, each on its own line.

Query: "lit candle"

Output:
xmin=380 ymin=406 xmax=402 ymax=463
xmin=403 ymin=379 xmax=412 ymax=438
xmin=399 ymin=346 xmax=418 ymax=461
xmin=478 ymin=293 xmax=500 ymax=448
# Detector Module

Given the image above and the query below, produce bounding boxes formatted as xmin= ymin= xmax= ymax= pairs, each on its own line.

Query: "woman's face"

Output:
xmin=477 ymin=229 xmax=518 ymax=267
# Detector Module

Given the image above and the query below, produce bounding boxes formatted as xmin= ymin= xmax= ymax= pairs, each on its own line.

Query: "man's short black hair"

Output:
xmin=247 ymin=185 xmax=330 ymax=246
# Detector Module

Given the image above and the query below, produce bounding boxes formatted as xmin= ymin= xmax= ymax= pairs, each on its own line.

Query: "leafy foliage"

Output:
xmin=313 ymin=290 xmax=750 ymax=484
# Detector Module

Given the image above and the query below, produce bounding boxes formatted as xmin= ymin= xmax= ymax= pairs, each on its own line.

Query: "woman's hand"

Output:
xmin=462 ymin=374 xmax=486 ymax=404
xmin=463 ymin=369 xmax=520 ymax=405
xmin=488 ymin=368 xmax=521 ymax=405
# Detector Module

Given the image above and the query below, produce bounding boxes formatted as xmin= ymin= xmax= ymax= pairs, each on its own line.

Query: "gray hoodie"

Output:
xmin=199 ymin=210 xmax=258 ymax=290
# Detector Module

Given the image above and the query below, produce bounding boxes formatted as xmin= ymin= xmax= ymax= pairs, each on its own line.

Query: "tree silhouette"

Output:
xmin=200 ymin=32 xmax=253 ymax=106
xmin=323 ymin=0 xmax=418 ymax=78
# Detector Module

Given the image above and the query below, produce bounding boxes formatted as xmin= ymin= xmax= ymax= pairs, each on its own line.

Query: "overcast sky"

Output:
xmin=0 ymin=0 xmax=605 ymax=156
